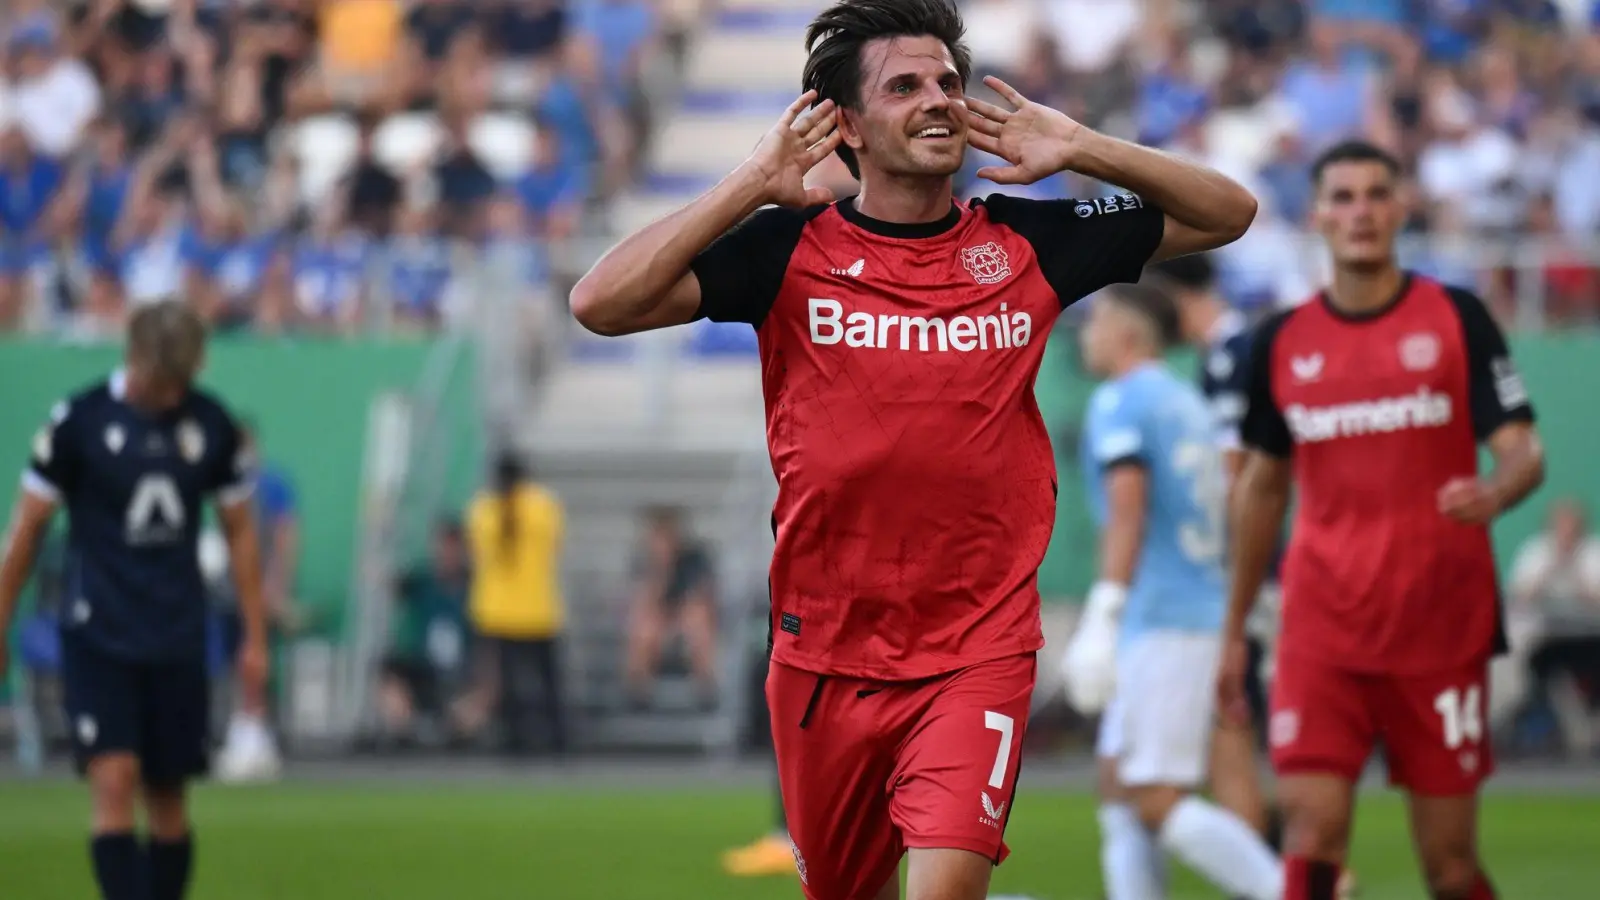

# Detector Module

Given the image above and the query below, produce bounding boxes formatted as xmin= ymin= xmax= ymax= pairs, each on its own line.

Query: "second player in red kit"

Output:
xmin=1219 ymin=141 xmax=1546 ymax=900
xmin=569 ymin=0 xmax=1257 ymax=895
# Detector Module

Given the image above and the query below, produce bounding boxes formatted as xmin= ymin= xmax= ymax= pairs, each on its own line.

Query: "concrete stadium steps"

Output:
xmin=529 ymin=446 xmax=770 ymax=753
xmin=529 ymin=359 xmax=766 ymax=442
xmin=684 ymin=33 xmax=808 ymax=91
xmin=653 ymin=111 xmax=783 ymax=176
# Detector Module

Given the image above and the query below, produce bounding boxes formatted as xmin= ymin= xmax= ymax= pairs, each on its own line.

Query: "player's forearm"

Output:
xmin=1485 ymin=430 xmax=1545 ymax=518
xmin=1224 ymin=472 xmax=1289 ymax=639
xmin=0 ymin=522 xmax=44 ymax=638
xmin=1061 ymin=130 xmax=1255 ymax=243
xmin=1098 ymin=513 xmax=1143 ymax=587
xmin=570 ymin=166 xmax=769 ymax=335
xmin=223 ymin=517 xmax=270 ymax=642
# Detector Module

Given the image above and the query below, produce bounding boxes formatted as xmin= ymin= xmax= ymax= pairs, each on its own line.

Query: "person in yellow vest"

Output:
xmin=463 ymin=452 xmax=567 ymax=757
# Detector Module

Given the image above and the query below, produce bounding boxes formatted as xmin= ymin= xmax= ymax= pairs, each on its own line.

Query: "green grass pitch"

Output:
xmin=0 ymin=779 xmax=1595 ymax=899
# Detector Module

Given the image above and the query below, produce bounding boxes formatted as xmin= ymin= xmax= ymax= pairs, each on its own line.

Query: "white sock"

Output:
xmin=1098 ymin=804 xmax=1166 ymax=900
xmin=1157 ymin=796 xmax=1284 ymax=900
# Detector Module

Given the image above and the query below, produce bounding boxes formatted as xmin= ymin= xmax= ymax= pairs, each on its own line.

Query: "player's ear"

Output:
xmin=837 ymin=107 xmax=865 ymax=153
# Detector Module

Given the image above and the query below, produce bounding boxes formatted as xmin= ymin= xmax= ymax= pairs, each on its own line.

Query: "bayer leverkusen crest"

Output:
xmin=960 ymin=242 xmax=1012 ymax=285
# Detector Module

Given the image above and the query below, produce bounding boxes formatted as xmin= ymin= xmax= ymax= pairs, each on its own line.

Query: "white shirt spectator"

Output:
xmin=1509 ymin=533 xmax=1600 ymax=621
xmin=963 ymin=0 xmax=1039 ymax=75
xmin=6 ymin=54 xmax=101 ymax=157
xmin=1042 ymin=0 xmax=1141 ymax=72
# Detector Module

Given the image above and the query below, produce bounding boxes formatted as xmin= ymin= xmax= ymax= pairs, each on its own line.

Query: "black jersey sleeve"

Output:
xmin=689 ymin=204 xmax=819 ymax=328
xmin=977 ymin=192 xmax=1165 ymax=307
xmin=1202 ymin=328 xmax=1253 ymax=450
xmin=1238 ymin=311 xmax=1294 ymax=459
xmin=1445 ymin=287 xmax=1536 ymax=441
xmin=24 ymin=398 xmax=84 ymax=502
xmin=202 ymin=400 xmax=256 ymax=507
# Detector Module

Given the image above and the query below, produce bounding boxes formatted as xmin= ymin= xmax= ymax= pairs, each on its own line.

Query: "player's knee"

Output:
xmin=1279 ymin=801 xmax=1350 ymax=859
xmin=87 ymin=756 xmax=141 ymax=824
xmin=1420 ymin=853 xmax=1480 ymax=898
xmin=143 ymin=784 xmax=190 ymax=838
xmin=1129 ymin=785 xmax=1184 ymax=832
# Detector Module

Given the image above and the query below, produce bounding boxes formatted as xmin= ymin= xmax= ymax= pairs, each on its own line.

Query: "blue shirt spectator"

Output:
xmin=574 ymin=0 xmax=655 ymax=102
xmin=512 ymin=124 xmax=589 ymax=240
xmin=1278 ymin=58 xmax=1371 ymax=154
xmin=0 ymin=132 xmax=65 ymax=274
xmin=1137 ymin=67 xmax=1209 ymax=148
xmin=293 ymin=230 xmax=369 ymax=324
xmin=185 ymin=229 xmax=281 ymax=306
xmin=386 ymin=210 xmax=452 ymax=324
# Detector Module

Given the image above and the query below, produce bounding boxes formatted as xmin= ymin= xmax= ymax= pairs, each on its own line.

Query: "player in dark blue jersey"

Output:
xmin=1150 ymin=254 xmax=1281 ymax=855
xmin=0 ymin=301 xmax=269 ymax=900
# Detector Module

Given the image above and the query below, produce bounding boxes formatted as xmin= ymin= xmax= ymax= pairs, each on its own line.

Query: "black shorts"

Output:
xmin=61 ymin=636 xmax=211 ymax=787
xmin=381 ymin=655 xmax=442 ymax=709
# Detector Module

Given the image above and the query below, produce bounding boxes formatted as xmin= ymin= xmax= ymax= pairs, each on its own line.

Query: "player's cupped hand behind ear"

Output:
xmin=964 ymin=75 xmax=1086 ymax=186
xmin=742 ymin=90 xmax=844 ymax=208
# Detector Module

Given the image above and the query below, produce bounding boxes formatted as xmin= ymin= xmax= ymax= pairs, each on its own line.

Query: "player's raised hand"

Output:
xmin=1216 ymin=635 xmax=1253 ymax=727
xmin=964 ymin=76 xmax=1083 ymax=185
xmin=742 ymin=91 xmax=843 ymax=208
xmin=1437 ymin=476 xmax=1502 ymax=525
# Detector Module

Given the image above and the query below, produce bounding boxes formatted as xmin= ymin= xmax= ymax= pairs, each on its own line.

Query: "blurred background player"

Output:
xmin=1066 ymin=282 xmax=1282 ymax=900
xmin=1150 ymin=255 xmax=1282 ymax=846
xmin=0 ymin=300 xmax=269 ymax=900
xmin=1221 ymin=140 xmax=1547 ymax=900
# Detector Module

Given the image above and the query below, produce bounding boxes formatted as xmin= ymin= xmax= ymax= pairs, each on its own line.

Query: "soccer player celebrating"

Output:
xmin=1070 ymin=283 xmax=1283 ymax=900
xmin=570 ymin=0 xmax=1256 ymax=894
xmin=1218 ymin=140 xmax=1546 ymax=900
xmin=0 ymin=301 xmax=269 ymax=900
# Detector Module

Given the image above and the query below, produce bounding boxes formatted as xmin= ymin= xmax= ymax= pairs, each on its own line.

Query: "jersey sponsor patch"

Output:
xmin=1284 ymin=388 xmax=1453 ymax=443
xmin=1491 ymin=357 xmax=1528 ymax=409
xmin=807 ymin=298 xmax=1034 ymax=352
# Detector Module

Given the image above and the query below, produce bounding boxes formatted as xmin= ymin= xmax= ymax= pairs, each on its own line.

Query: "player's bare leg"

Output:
xmin=623 ymin=598 xmax=665 ymax=705
xmin=86 ymin=754 xmax=142 ymax=900
xmin=1097 ymin=756 xmax=1166 ymax=900
xmin=1278 ymin=774 xmax=1357 ymax=900
xmin=1209 ymin=721 xmax=1268 ymax=833
xmin=1406 ymin=793 xmax=1495 ymax=899
xmin=679 ymin=596 xmax=720 ymax=707
xmin=904 ymin=847 xmax=992 ymax=900
xmin=144 ymin=784 xmax=197 ymax=900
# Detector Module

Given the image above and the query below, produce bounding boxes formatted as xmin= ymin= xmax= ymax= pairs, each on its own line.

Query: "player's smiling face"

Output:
xmin=842 ymin=34 xmax=967 ymax=179
xmin=1314 ymin=160 xmax=1404 ymax=269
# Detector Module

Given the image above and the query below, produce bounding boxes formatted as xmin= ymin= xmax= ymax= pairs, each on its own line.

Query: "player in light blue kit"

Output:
xmin=1062 ymin=283 xmax=1282 ymax=900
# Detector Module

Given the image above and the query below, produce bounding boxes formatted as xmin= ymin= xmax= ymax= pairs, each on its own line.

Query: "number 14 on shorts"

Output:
xmin=1434 ymin=685 xmax=1483 ymax=750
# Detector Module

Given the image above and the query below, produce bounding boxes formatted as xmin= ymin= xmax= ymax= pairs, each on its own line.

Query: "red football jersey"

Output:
xmin=1240 ymin=275 xmax=1535 ymax=674
xmin=692 ymin=194 xmax=1164 ymax=680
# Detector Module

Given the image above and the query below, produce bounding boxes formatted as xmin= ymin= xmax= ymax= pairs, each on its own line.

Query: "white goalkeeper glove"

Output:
xmin=1061 ymin=581 xmax=1125 ymax=715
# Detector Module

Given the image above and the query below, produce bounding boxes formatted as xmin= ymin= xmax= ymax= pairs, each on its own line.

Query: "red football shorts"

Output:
xmin=767 ymin=652 xmax=1036 ymax=900
xmin=1269 ymin=652 xmax=1494 ymax=796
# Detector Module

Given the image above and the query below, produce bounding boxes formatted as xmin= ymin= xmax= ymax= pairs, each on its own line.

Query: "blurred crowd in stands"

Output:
xmin=0 ymin=0 xmax=672 ymax=336
xmin=950 ymin=0 xmax=1600 ymax=323
xmin=1 ymin=0 xmax=1597 ymax=337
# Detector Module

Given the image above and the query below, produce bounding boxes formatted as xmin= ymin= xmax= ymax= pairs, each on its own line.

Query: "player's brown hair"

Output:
xmin=1104 ymin=282 xmax=1182 ymax=351
xmin=126 ymin=300 xmax=208 ymax=387
xmin=803 ymin=0 xmax=972 ymax=179
xmin=1311 ymin=139 xmax=1401 ymax=187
